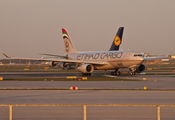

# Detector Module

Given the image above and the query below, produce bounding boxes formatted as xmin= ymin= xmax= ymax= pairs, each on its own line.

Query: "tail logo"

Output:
xmin=65 ymin=41 xmax=69 ymax=52
xmin=114 ymin=36 xmax=121 ymax=46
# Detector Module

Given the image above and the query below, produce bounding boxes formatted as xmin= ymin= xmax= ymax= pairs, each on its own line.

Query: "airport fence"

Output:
xmin=0 ymin=104 xmax=175 ymax=120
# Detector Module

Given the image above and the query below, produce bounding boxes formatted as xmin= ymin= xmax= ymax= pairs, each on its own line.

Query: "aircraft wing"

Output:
xmin=39 ymin=53 xmax=67 ymax=58
xmin=143 ymin=56 xmax=168 ymax=61
xmin=3 ymin=53 xmax=107 ymax=65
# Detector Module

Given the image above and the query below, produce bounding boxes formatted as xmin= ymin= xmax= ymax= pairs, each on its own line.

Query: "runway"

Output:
xmin=1 ymin=90 xmax=175 ymax=104
xmin=0 ymin=71 xmax=175 ymax=119
xmin=0 ymin=78 xmax=175 ymax=90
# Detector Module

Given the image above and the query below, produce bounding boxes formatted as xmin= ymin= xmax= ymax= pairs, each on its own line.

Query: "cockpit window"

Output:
xmin=134 ymin=54 xmax=143 ymax=57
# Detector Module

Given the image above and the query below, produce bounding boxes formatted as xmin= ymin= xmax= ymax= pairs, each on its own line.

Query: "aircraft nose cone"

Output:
xmin=138 ymin=57 xmax=144 ymax=63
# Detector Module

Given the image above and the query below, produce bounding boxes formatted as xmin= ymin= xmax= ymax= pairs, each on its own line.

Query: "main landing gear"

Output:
xmin=111 ymin=69 xmax=121 ymax=76
xmin=110 ymin=68 xmax=137 ymax=76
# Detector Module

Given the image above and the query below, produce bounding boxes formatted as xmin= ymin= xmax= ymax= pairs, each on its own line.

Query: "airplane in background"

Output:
xmin=3 ymin=27 xmax=167 ymax=76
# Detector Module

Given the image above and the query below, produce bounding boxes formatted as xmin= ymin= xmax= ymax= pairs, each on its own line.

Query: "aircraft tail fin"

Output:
xmin=62 ymin=28 xmax=78 ymax=53
xmin=109 ymin=27 xmax=124 ymax=51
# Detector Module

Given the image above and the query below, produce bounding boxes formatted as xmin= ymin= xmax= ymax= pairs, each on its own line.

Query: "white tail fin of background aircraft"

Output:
xmin=62 ymin=28 xmax=77 ymax=53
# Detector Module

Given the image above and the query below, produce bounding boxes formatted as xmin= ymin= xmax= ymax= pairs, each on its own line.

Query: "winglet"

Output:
xmin=3 ymin=53 xmax=11 ymax=58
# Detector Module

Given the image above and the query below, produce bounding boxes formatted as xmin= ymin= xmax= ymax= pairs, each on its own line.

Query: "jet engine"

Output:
xmin=51 ymin=61 xmax=59 ymax=66
xmin=77 ymin=64 xmax=94 ymax=73
xmin=58 ymin=62 xmax=69 ymax=68
xmin=135 ymin=64 xmax=145 ymax=73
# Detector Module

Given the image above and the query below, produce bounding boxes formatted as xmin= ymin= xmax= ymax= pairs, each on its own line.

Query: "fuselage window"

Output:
xmin=134 ymin=54 xmax=143 ymax=57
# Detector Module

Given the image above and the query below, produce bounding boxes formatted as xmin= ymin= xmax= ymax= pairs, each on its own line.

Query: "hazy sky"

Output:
xmin=0 ymin=0 xmax=175 ymax=59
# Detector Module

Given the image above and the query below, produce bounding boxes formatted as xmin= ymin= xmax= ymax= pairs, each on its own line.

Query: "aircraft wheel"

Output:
xmin=111 ymin=71 xmax=114 ymax=75
xmin=130 ymin=72 xmax=136 ymax=75
xmin=116 ymin=71 xmax=121 ymax=76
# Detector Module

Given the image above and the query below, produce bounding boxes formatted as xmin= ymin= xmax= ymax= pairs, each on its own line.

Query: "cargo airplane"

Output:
xmin=3 ymin=27 xmax=167 ymax=76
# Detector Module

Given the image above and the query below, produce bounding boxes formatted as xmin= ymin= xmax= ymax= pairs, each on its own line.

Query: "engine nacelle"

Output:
xmin=52 ymin=61 xmax=59 ymax=66
xmin=135 ymin=64 xmax=145 ymax=73
xmin=58 ymin=62 xmax=69 ymax=68
xmin=77 ymin=64 xmax=94 ymax=73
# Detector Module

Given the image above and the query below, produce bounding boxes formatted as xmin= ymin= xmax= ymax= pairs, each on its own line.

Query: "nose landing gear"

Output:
xmin=129 ymin=68 xmax=136 ymax=75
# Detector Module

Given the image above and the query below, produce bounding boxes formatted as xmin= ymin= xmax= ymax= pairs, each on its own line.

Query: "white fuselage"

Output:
xmin=67 ymin=50 xmax=144 ymax=70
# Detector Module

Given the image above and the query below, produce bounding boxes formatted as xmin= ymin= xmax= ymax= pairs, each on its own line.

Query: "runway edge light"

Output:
xmin=82 ymin=77 xmax=87 ymax=80
xmin=67 ymin=76 xmax=77 ymax=80
xmin=0 ymin=77 xmax=3 ymax=80
xmin=70 ymin=87 xmax=78 ymax=90
xmin=143 ymin=86 xmax=147 ymax=90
